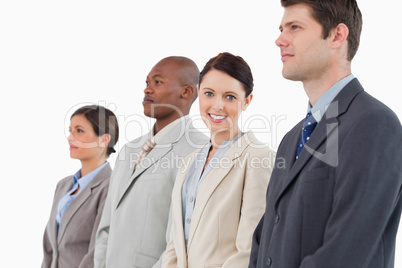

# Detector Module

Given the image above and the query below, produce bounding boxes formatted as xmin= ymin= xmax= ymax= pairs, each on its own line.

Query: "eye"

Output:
xmin=145 ymin=80 xmax=150 ymax=86
xmin=77 ymin=129 xmax=84 ymax=133
xmin=226 ymin=95 xmax=236 ymax=101
xmin=155 ymin=80 xmax=162 ymax=85
xmin=291 ymin=25 xmax=300 ymax=30
xmin=205 ymin=92 xmax=214 ymax=97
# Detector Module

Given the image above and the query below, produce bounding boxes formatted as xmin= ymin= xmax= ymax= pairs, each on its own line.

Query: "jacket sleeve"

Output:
xmin=79 ymin=180 xmax=110 ymax=268
xmin=153 ymin=203 xmax=174 ymax=268
xmin=42 ymin=181 xmax=63 ymax=268
xmin=161 ymin=191 xmax=179 ymax=268
xmin=248 ymin=215 xmax=265 ymax=268
xmin=222 ymin=148 xmax=273 ymax=268
xmin=93 ymin=177 xmax=114 ymax=268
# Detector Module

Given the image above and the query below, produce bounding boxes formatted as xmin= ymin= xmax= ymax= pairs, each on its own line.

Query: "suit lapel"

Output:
xmin=49 ymin=179 xmax=72 ymax=250
xmin=116 ymin=142 xmax=173 ymax=209
xmin=116 ymin=119 xmax=190 ymax=209
xmin=275 ymin=78 xmax=364 ymax=205
xmin=186 ymin=132 xmax=255 ymax=251
xmin=57 ymin=164 xmax=111 ymax=243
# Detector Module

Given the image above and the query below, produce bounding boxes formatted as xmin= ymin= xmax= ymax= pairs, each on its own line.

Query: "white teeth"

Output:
xmin=210 ymin=114 xmax=226 ymax=120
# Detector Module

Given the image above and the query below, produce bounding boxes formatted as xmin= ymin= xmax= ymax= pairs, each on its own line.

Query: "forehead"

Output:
xmin=200 ymin=70 xmax=244 ymax=92
xmin=70 ymin=114 xmax=90 ymax=126
xmin=281 ymin=3 xmax=315 ymax=26
xmin=148 ymin=60 xmax=180 ymax=79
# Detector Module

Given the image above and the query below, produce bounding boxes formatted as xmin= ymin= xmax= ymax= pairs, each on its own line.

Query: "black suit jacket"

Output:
xmin=249 ymin=79 xmax=402 ymax=268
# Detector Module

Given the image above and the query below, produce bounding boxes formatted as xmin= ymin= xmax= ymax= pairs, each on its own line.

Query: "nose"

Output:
xmin=144 ymin=84 xmax=153 ymax=94
xmin=68 ymin=133 xmax=75 ymax=143
xmin=275 ymin=31 xmax=289 ymax=48
xmin=213 ymin=98 xmax=224 ymax=111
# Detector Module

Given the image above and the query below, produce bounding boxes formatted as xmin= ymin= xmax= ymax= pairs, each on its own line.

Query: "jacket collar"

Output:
xmin=57 ymin=163 xmax=111 ymax=244
xmin=275 ymin=78 xmax=364 ymax=205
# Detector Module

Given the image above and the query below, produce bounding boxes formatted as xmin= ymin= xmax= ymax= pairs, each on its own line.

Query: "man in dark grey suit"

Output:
xmin=249 ymin=1 xmax=402 ymax=268
xmin=94 ymin=56 xmax=208 ymax=268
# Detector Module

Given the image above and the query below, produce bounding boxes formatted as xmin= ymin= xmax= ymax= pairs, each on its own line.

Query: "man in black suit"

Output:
xmin=249 ymin=1 xmax=402 ymax=268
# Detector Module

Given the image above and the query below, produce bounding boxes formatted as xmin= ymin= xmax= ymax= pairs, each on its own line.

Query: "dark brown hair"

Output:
xmin=71 ymin=105 xmax=119 ymax=157
xmin=281 ymin=0 xmax=362 ymax=61
xmin=199 ymin=52 xmax=254 ymax=97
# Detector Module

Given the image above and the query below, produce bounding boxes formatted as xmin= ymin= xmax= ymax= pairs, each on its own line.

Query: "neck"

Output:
xmin=80 ymin=156 xmax=106 ymax=177
xmin=154 ymin=112 xmax=188 ymax=135
xmin=210 ymin=128 xmax=241 ymax=150
xmin=303 ymin=65 xmax=351 ymax=107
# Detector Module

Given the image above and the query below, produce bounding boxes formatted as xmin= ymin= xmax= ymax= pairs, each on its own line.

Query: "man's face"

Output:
xmin=143 ymin=60 xmax=183 ymax=120
xmin=275 ymin=3 xmax=332 ymax=83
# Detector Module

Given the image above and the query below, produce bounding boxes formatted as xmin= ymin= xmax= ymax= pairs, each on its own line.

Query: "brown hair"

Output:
xmin=199 ymin=52 xmax=254 ymax=97
xmin=281 ymin=0 xmax=362 ymax=61
xmin=71 ymin=105 xmax=119 ymax=157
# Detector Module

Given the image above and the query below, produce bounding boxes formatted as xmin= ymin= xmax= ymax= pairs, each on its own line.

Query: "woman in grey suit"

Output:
xmin=42 ymin=105 xmax=119 ymax=268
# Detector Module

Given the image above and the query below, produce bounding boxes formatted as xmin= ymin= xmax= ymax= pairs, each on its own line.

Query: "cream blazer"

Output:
xmin=162 ymin=131 xmax=275 ymax=268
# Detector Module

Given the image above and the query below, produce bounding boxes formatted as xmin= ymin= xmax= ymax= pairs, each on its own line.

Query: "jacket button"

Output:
xmin=275 ymin=214 xmax=280 ymax=223
xmin=266 ymin=257 xmax=272 ymax=266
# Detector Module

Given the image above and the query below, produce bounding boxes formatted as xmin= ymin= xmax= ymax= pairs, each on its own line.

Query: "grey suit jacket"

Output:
xmin=42 ymin=163 xmax=111 ymax=268
xmin=94 ymin=118 xmax=208 ymax=268
xmin=249 ymin=78 xmax=402 ymax=268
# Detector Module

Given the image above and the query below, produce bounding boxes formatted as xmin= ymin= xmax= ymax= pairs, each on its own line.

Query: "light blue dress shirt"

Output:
xmin=56 ymin=162 xmax=108 ymax=231
xmin=181 ymin=133 xmax=243 ymax=247
xmin=308 ymin=74 xmax=355 ymax=123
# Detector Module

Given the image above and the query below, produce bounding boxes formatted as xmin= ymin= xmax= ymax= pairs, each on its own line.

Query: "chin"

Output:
xmin=282 ymin=71 xmax=301 ymax=81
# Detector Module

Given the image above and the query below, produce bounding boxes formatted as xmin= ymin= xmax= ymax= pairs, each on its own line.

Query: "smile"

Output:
xmin=209 ymin=113 xmax=227 ymax=122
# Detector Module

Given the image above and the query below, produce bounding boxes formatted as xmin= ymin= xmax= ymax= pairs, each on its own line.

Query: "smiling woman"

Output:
xmin=162 ymin=53 xmax=276 ymax=268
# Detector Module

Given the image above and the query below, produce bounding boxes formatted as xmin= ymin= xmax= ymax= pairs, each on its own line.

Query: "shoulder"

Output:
xmin=90 ymin=164 xmax=112 ymax=188
xmin=56 ymin=174 xmax=74 ymax=188
xmin=343 ymin=90 xmax=401 ymax=134
xmin=174 ymin=124 xmax=209 ymax=153
xmin=118 ymin=133 xmax=149 ymax=156
xmin=242 ymin=131 xmax=276 ymax=157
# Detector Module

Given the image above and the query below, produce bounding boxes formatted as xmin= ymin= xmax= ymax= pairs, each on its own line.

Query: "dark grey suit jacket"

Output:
xmin=42 ymin=163 xmax=111 ymax=268
xmin=249 ymin=79 xmax=402 ymax=268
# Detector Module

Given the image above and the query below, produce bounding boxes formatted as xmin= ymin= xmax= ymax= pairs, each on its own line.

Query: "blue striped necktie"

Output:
xmin=296 ymin=112 xmax=317 ymax=159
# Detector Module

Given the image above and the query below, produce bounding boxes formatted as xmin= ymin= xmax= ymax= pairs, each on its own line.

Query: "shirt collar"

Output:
xmin=205 ymin=132 xmax=244 ymax=150
xmin=149 ymin=115 xmax=190 ymax=144
xmin=308 ymin=74 xmax=355 ymax=123
xmin=73 ymin=162 xmax=108 ymax=190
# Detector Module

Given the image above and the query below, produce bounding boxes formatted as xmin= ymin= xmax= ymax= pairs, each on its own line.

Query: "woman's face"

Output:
xmin=198 ymin=69 xmax=252 ymax=137
xmin=68 ymin=114 xmax=106 ymax=161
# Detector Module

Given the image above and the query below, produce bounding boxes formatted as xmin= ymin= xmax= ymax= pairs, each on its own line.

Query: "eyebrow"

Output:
xmin=279 ymin=20 xmax=303 ymax=30
xmin=226 ymin=91 xmax=240 ymax=96
xmin=152 ymin=74 xmax=164 ymax=79
xmin=202 ymin=88 xmax=240 ymax=96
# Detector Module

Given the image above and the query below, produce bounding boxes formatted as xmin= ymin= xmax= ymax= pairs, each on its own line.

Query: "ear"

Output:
xmin=242 ymin=93 xmax=253 ymax=111
xmin=330 ymin=23 xmax=349 ymax=49
xmin=180 ymin=85 xmax=195 ymax=100
xmin=98 ymin=133 xmax=111 ymax=148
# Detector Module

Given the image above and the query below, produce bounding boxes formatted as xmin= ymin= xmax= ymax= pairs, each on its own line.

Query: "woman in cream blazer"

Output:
xmin=42 ymin=105 xmax=119 ymax=268
xmin=162 ymin=53 xmax=275 ymax=268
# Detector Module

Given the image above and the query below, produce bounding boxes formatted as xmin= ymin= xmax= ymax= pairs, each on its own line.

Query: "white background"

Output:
xmin=1 ymin=1 xmax=401 ymax=266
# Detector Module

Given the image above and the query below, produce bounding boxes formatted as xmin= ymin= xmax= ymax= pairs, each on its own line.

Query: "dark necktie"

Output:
xmin=296 ymin=112 xmax=317 ymax=159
